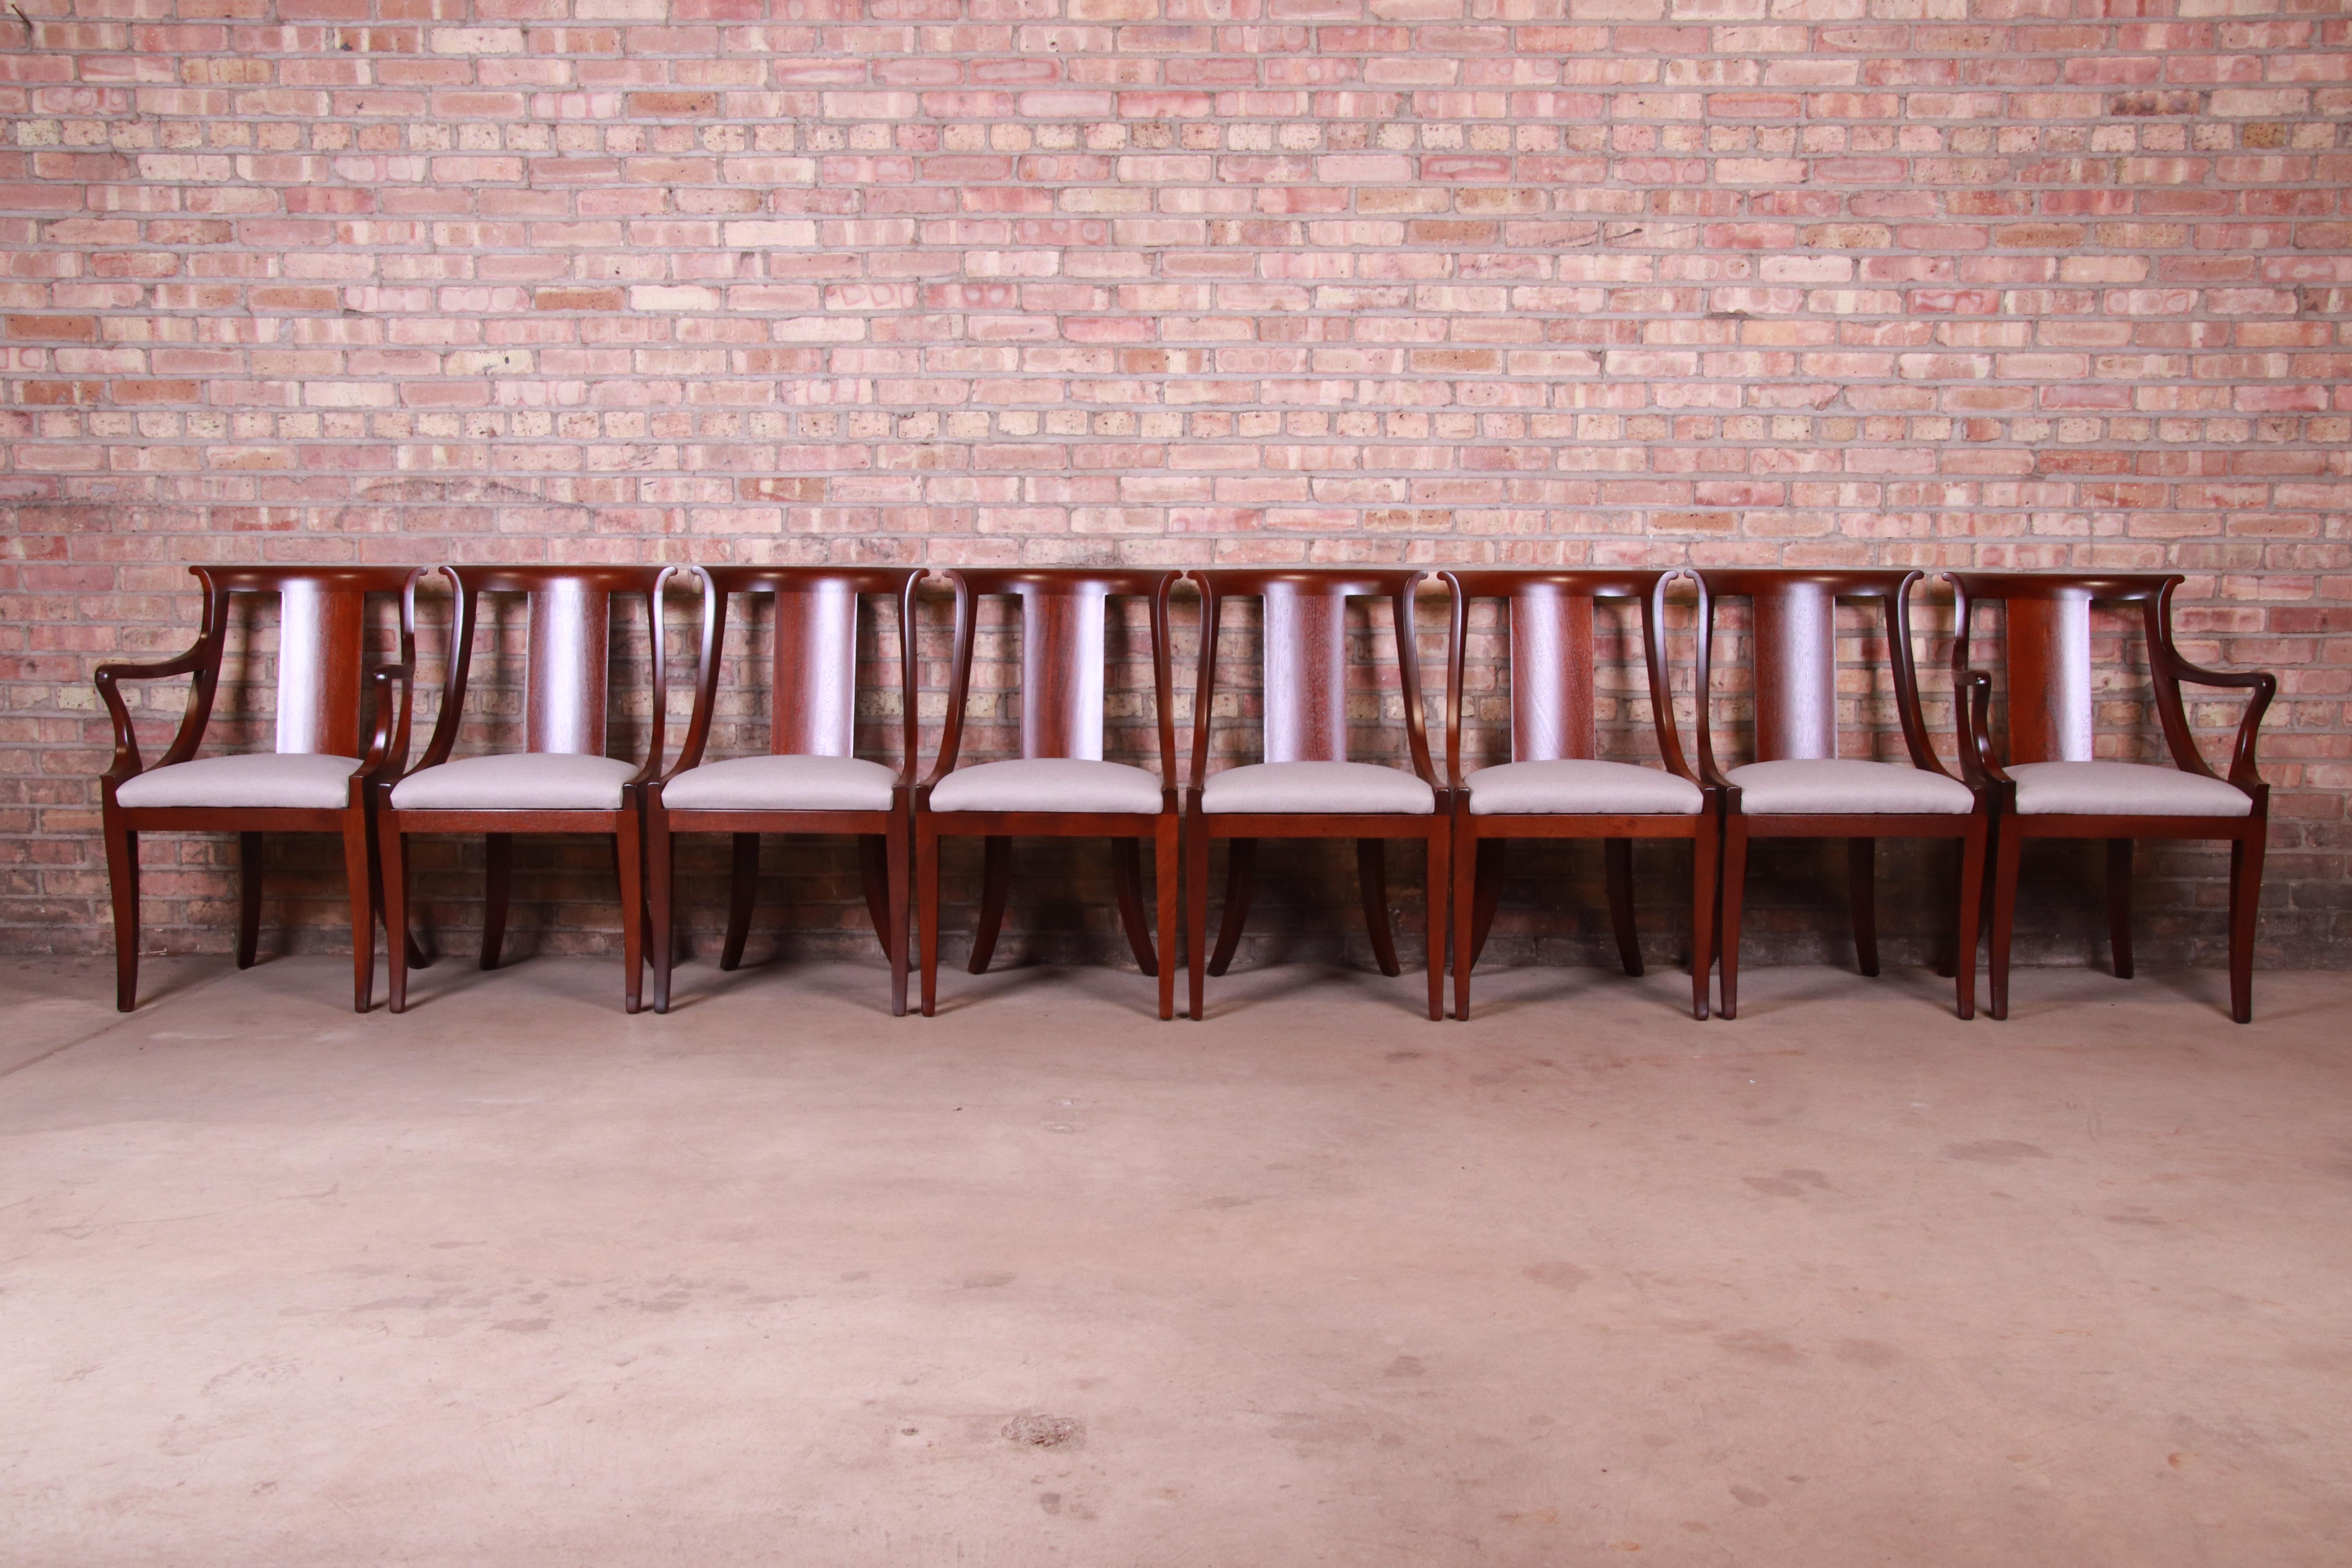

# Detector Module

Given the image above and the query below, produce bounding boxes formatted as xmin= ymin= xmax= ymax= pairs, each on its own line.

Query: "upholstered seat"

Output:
xmin=1202 ymin=760 xmax=1435 ymax=816
xmin=2007 ymin=760 xmax=2251 ymax=818
xmin=662 ymin=754 xmax=897 ymax=813
xmin=930 ymin=757 xmax=1164 ymax=815
xmin=1464 ymin=759 xmax=1703 ymax=817
xmin=115 ymin=752 xmax=362 ymax=811
xmin=390 ymin=753 xmax=636 ymax=812
xmin=1728 ymin=759 xmax=1973 ymax=817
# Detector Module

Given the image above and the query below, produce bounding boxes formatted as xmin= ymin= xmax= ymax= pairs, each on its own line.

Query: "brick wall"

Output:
xmin=2 ymin=0 xmax=2345 ymax=976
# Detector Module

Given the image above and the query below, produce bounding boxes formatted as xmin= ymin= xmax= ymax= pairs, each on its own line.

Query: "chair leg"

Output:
xmin=1206 ymin=836 xmax=1255 ymax=978
xmin=1470 ymin=838 xmax=1504 ymax=969
xmin=719 ymin=832 xmax=759 ymax=972
xmin=616 ymin=808 xmax=644 ymax=1015
xmin=1688 ymin=819 xmax=1717 ymax=1022
xmin=2228 ymin=825 xmax=2264 ymax=1025
xmin=1954 ymin=818 xmax=1985 ymax=1022
xmin=917 ymin=817 xmax=942 ymax=1017
xmin=343 ymin=813 xmax=376 ymax=1013
xmin=382 ymin=819 xmax=413 ymax=1014
xmin=2105 ymin=837 xmax=2134 ymax=980
xmin=1604 ymin=837 xmax=1644 ymax=978
xmin=479 ymin=832 xmax=512 ymax=971
xmin=1989 ymin=819 xmax=2024 ymax=1022
xmin=648 ymin=806 xmax=675 ymax=1014
xmin=1185 ymin=810 xmax=1210 ymax=1020
xmin=1718 ymin=815 xmax=1749 ymax=1020
xmin=1356 ymin=838 xmax=1402 ymax=978
xmin=1154 ymin=816 xmax=1178 ymax=1022
xmin=105 ymin=819 xmax=139 ymax=1013
xmin=858 ymin=833 xmax=896 ymax=964
xmin=1423 ymin=822 xmax=1447 ymax=1022
xmin=1112 ymin=837 xmax=1157 ymax=978
xmin=236 ymin=831 xmax=264 ymax=970
xmin=1452 ymin=820 xmax=1479 ymax=1020
xmin=886 ymin=810 xmax=911 ymax=1019
xmin=1847 ymin=836 xmax=1879 ymax=978
xmin=967 ymin=834 xmax=1012 ymax=975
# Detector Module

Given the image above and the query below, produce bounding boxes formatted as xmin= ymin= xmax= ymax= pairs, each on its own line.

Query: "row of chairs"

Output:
xmin=98 ymin=565 xmax=2275 ymax=1024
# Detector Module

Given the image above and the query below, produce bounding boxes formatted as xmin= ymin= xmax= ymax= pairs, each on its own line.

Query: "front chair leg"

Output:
xmin=1988 ymin=821 xmax=2024 ymax=1022
xmin=1718 ymin=816 xmax=1749 ymax=1020
xmin=615 ymin=809 xmax=644 ymax=1014
xmin=1953 ymin=817 xmax=1985 ymax=1021
xmin=1452 ymin=820 xmax=1480 ymax=1020
xmin=1112 ymin=836 xmax=1157 ymax=978
xmin=1847 ymin=836 xmax=1879 ymax=978
xmin=2227 ymin=826 xmax=2264 ymax=1025
xmin=885 ymin=811 xmax=911 ymax=1019
xmin=967 ymin=834 xmax=1012 ymax=975
xmin=381 ymin=817 xmax=413 ymax=1013
xmin=1422 ymin=823 xmax=1447 ymax=1022
xmin=236 ymin=831 xmax=265 ymax=969
xmin=1688 ymin=817 xmax=1717 ymax=1022
xmin=2106 ymin=837 xmax=2134 ymax=980
xmin=1154 ymin=816 xmax=1179 ymax=1022
xmin=343 ymin=814 xmax=376 ymax=1013
xmin=479 ymin=832 xmax=512 ymax=971
xmin=106 ymin=821 xmax=139 ymax=1012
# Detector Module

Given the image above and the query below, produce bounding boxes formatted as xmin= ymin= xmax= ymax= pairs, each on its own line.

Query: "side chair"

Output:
xmin=914 ymin=568 xmax=1182 ymax=1020
xmin=1947 ymin=571 xmax=2275 ymax=1024
xmin=1185 ymin=568 xmax=1449 ymax=1022
xmin=646 ymin=564 xmax=924 ymax=1016
xmin=1443 ymin=569 xmax=1717 ymax=1022
xmin=98 ymin=564 xmax=419 ymax=1013
xmin=377 ymin=564 xmax=669 ymax=1014
xmin=1696 ymin=569 xmax=1988 ymax=1021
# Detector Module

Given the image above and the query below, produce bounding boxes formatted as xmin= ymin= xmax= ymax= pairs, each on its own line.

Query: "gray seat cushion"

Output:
xmin=1728 ymin=759 xmax=1974 ymax=817
xmin=661 ymin=755 xmax=896 ymax=813
xmin=930 ymin=758 xmax=1165 ymax=815
xmin=1465 ymin=759 xmax=1704 ymax=817
xmin=2008 ymin=760 xmax=2251 ymax=818
xmin=115 ymin=753 xmax=361 ymax=810
xmin=1202 ymin=760 xmax=1436 ymax=817
xmin=390 ymin=753 xmax=636 ymax=812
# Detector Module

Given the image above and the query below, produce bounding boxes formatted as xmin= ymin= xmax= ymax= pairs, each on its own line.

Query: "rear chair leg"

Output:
xmin=648 ymin=807 xmax=675 ymax=1014
xmin=343 ymin=814 xmax=375 ymax=1013
xmin=967 ymin=835 xmax=1012 ymax=975
xmin=479 ymin=832 xmax=512 ymax=971
xmin=2105 ymin=837 xmax=2134 ymax=980
xmin=1357 ymin=838 xmax=1402 ymax=978
xmin=1112 ymin=836 xmax=1157 ymax=977
xmin=236 ymin=831 xmax=264 ymax=969
xmin=616 ymin=808 xmax=644 ymax=1015
xmin=2227 ymin=827 xmax=2264 ymax=1025
xmin=1718 ymin=817 xmax=1749 ymax=1020
xmin=1604 ymin=837 xmax=1644 ymax=977
xmin=382 ymin=817 xmax=413 ymax=1013
xmin=886 ymin=812 xmax=911 ymax=1019
xmin=1154 ymin=817 xmax=1178 ymax=1022
xmin=106 ymin=821 xmax=139 ymax=1013
xmin=720 ymin=832 xmax=759 ymax=971
xmin=1847 ymin=836 xmax=1879 ymax=978
xmin=1207 ymin=837 xmax=1256 ymax=978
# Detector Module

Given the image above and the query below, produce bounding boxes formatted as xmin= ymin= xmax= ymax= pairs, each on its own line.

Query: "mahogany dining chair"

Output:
xmin=98 ymin=564 xmax=420 ymax=1013
xmin=645 ymin=564 xmax=924 ymax=1016
xmin=1185 ymin=568 xmax=1449 ymax=1022
xmin=1443 ymin=569 xmax=1717 ymax=1022
xmin=376 ymin=564 xmax=669 ymax=1014
xmin=914 ymin=568 xmax=1181 ymax=1020
xmin=1947 ymin=572 xmax=2275 ymax=1024
xmin=1695 ymin=569 xmax=1989 ymax=1021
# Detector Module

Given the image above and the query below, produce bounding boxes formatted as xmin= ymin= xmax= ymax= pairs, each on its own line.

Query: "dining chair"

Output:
xmin=376 ymin=563 xmax=669 ymax=1014
xmin=97 ymin=564 xmax=420 ymax=1013
xmin=1695 ymin=569 xmax=1988 ymax=1021
xmin=1443 ymin=569 xmax=1717 ymax=1022
xmin=1947 ymin=571 xmax=2275 ymax=1024
xmin=1185 ymin=568 xmax=1448 ymax=1022
xmin=914 ymin=568 xmax=1181 ymax=1020
xmin=646 ymin=564 xmax=924 ymax=1016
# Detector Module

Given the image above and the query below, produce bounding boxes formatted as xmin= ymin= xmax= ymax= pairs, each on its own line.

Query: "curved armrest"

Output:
xmin=1950 ymin=668 xmax=2011 ymax=789
xmin=358 ymin=662 xmax=415 ymax=780
xmin=2167 ymin=659 xmax=2276 ymax=790
xmin=94 ymin=646 xmax=212 ymax=783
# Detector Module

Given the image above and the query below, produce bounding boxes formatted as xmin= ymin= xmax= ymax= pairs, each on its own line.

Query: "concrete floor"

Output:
xmin=2 ymin=952 xmax=2347 ymax=1567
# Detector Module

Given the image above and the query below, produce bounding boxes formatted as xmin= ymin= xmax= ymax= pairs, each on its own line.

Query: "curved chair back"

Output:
xmin=1946 ymin=572 xmax=2192 ymax=769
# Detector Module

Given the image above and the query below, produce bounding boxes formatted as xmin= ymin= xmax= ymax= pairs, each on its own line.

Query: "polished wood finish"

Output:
xmin=1185 ymin=569 xmax=1448 ymax=1022
xmin=1695 ymin=569 xmax=1988 ymax=1021
xmin=1948 ymin=572 xmax=2274 ymax=1024
xmin=96 ymin=564 xmax=420 ymax=1012
xmin=376 ymin=564 xmax=668 ymax=1014
xmin=646 ymin=565 xmax=924 ymax=1015
xmin=915 ymin=568 xmax=1181 ymax=1019
xmin=1442 ymin=570 xmax=1718 ymax=1021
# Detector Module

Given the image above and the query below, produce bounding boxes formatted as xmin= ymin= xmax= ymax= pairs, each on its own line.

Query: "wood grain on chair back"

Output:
xmin=1697 ymin=569 xmax=1925 ymax=766
xmin=426 ymin=564 xmax=666 ymax=765
xmin=942 ymin=568 xmax=1176 ymax=769
xmin=1947 ymin=573 xmax=2180 ymax=768
xmin=192 ymin=566 xmax=414 ymax=759
xmin=684 ymin=566 xmax=925 ymax=768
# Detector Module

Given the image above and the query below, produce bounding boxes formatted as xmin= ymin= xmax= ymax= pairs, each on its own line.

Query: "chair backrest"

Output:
xmin=932 ymin=568 xmax=1178 ymax=780
xmin=1946 ymin=572 xmax=2180 ymax=766
xmin=1441 ymin=569 xmax=1694 ymax=781
xmin=672 ymin=566 xmax=924 ymax=773
xmin=170 ymin=566 xmax=417 ymax=763
xmin=1188 ymin=568 xmax=1436 ymax=788
xmin=1694 ymin=568 xmax=1940 ymax=773
xmin=414 ymin=564 xmax=667 ymax=768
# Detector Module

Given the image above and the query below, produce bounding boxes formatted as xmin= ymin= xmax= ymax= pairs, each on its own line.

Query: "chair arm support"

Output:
xmin=94 ymin=648 xmax=211 ymax=783
xmin=2170 ymin=662 xmax=2276 ymax=789
xmin=358 ymin=661 xmax=415 ymax=779
xmin=1950 ymin=668 xmax=2011 ymax=788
